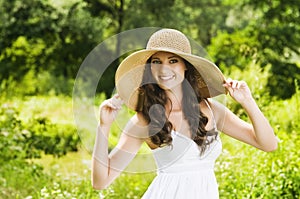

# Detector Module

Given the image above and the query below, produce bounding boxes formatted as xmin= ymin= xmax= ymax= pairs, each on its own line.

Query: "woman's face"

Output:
xmin=150 ymin=52 xmax=186 ymax=90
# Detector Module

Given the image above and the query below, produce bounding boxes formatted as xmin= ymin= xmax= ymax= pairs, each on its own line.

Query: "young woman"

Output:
xmin=91 ymin=29 xmax=278 ymax=198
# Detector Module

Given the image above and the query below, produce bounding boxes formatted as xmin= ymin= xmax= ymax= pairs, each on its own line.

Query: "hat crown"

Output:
xmin=146 ymin=29 xmax=192 ymax=54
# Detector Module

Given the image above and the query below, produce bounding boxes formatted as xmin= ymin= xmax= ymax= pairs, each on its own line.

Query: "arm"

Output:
xmin=91 ymin=95 xmax=144 ymax=190
xmin=212 ymin=79 xmax=277 ymax=152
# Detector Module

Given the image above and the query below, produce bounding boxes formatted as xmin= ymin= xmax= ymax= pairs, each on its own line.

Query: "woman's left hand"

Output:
xmin=223 ymin=78 xmax=253 ymax=104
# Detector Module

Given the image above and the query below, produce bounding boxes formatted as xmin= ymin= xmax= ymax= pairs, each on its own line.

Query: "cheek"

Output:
xmin=150 ymin=65 xmax=163 ymax=77
xmin=150 ymin=66 xmax=156 ymax=77
xmin=150 ymin=65 xmax=158 ymax=73
xmin=150 ymin=67 xmax=160 ymax=82
xmin=175 ymin=66 xmax=186 ymax=77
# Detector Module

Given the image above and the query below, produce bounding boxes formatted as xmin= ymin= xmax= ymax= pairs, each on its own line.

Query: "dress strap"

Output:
xmin=204 ymin=99 xmax=217 ymax=130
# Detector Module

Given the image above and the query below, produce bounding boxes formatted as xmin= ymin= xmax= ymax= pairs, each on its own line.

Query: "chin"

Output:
xmin=158 ymin=83 xmax=180 ymax=90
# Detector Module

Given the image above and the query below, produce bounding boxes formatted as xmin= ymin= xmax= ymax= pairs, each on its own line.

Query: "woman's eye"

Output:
xmin=169 ymin=59 xmax=178 ymax=64
xmin=151 ymin=60 xmax=161 ymax=64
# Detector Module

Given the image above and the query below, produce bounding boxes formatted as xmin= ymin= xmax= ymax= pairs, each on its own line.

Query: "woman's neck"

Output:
xmin=166 ymin=85 xmax=183 ymax=112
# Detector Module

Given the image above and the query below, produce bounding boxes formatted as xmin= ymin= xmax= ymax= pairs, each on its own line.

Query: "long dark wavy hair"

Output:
xmin=136 ymin=56 xmax=217 ymax=153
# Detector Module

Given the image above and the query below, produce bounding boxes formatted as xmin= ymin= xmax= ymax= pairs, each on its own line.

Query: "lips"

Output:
xmin=159 ymin=74 xmax=175 ymax=81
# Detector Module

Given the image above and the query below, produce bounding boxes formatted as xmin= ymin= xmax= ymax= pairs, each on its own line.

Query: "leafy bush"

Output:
xmin=0 ymin=98 xmax=83 ymax=198
xmin=216 ymin=128 xmax=300 ymax=199
xmin=0 ymin=104 xmax=79 ymax=160
xmin=0 ymin=70 xmax=74 ymax=97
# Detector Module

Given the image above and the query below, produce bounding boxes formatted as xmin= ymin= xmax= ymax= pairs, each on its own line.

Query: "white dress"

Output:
xmin=142 ymin=105 xmax=222 ymax=199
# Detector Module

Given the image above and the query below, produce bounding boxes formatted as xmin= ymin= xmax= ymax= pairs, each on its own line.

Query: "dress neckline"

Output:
xmin=150 ymin=130 xmax=195 ymax=152
xmin=151 ymin=130 xmax=220 ymax=157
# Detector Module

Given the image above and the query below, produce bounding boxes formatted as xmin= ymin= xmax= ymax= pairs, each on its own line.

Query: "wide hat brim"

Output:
xmin=115 ymin=47 xmax=227 ymax=111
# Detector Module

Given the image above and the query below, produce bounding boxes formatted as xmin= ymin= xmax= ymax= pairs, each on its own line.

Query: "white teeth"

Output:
xmin=159 ymin=75 xmax=174 ymax=80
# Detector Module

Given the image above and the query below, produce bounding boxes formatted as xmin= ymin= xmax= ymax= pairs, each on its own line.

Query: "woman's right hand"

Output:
xmin=99 ymin=94 xmax=124 ymax=126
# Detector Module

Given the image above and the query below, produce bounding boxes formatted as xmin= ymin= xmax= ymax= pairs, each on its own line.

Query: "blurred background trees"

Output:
xmin=0 ymin=0 xmax=299 ymax=98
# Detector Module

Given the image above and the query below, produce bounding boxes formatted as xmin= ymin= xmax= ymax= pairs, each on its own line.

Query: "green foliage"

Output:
xmin=97 ymin=173 xmax=155 ymax=199
xmin=208 ymin=0 xmax=300 ymax=99
xmin=0 ymin=159 xmax=50 ymax=199
xmin=37 ymin=180 xmax=99 ymax=199
xmin=0 ymin=96 xmax=84 ymax=198
xmin=209 ymin=27 xmax=300 ymax=98
xmin=208 ymin=29 xmax=260 ymax=70
xmin=0 ymin=70 xmax=74 ymax=97
xmin=50 ymin=0 xmax=106 ymax=78
xmin=216 ymin=131 xmax=300 ymax=198
xmin=2 ymin=0 xmax=299 ymax=98
xmin=0 ymin=0 xmax=62 ymax=80
xmin=0 ymin=0 xmax=106 ymax=89
xmin=180 ymin=0 xmax=232 ymax=46
xmin=266 ymin=60 xmax=300 ymax=99
xmin=0 ymin=104 xmax=79 ymax=160
xmin=0 ymin=36 xmax=47 ymax=80
xmin=244 ymin=0 xmax=300 ymax=58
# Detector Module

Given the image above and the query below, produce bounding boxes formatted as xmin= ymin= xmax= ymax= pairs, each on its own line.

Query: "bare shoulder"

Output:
xmin=200 ymin=98 xmax=228 ymax=116
xmin=206 ymin=98 xmax=227 ymax=112
xmin=205 ymin=98 xmax=230 ymax=129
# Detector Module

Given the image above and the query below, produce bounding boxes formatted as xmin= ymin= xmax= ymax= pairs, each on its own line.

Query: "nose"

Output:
xmin=160 ymin=62 xmax=172 ymax=69
xmin=157 ymin=65 xmax=172 ymax=75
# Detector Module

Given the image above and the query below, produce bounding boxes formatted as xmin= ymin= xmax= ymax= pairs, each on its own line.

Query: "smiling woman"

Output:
xmin=150 ymin=52 xmax=186 ymax=90
xmin=91 ymin=28 xmax=277 ymax=199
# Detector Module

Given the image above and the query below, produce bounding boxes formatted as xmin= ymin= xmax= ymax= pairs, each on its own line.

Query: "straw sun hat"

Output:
xmin=115 ymin=28 xmax=226 ymax=111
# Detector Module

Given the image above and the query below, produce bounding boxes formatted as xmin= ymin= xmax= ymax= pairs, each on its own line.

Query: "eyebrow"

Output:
xmin=168 ymin=55 xmax=179 ymax=59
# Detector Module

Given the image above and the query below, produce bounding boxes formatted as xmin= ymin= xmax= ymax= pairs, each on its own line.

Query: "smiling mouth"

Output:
xmin=159 ymin=75 xmax=175 ymax=81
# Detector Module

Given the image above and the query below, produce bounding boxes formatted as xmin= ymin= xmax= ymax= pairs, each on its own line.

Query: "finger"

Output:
xmin=223 ymin=82 xmax=233 ymax=92
xmin=237 ymin=81 xmax=244 ymax=89
xmin=111 ymin=96 xmax=124 ymax=109
xmin=223 ymin=78 xmax=232 ymax=87
xmin=112 ymin=95 xmax=124 ymax=105
xmin=224 ymin=78 xmax=232 ymax=85
xmin=107 ymin=101 xmax=118 ymax=109
xmin=232 ymin=80 xmax=239 ymax=89
xmin=112 ymin=93 xmax=124 ymax=102
xmin=223 ymin=79 xmax=237 ymax=89
xmin=114 ymin=93 xmax=121 ymax=99
xmin=99 ymin=99 xmax=109 ymax=108
xmin=235 ymin=80 xmax=247 ymax=89
xmin=226 ymin=86 xmax=234 ymax=95
xmin=100 ymin=99 xmax=117 ymax=110
xmin=240 ymin=81 xmax=247 ymax=88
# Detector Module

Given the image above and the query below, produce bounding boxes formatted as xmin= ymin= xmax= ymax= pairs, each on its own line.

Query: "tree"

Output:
xmin=0 ymin=0 xmax=107 ymax=95
xmin=0 ymin=0 xmax=62 ymax=80
xmin=208 ymin=0 xmax=300 ymax=98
